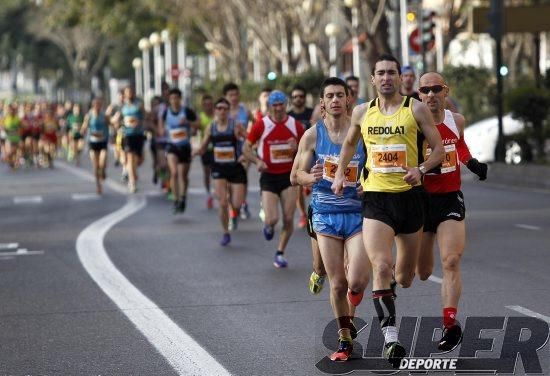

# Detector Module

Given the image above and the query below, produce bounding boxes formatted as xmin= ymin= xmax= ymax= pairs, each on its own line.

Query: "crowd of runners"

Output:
xmin=0 ymin=53 xmax=490 ymax=367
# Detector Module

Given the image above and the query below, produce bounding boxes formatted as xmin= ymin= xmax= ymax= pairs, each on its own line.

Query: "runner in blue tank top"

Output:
xmin=296 ymin=77 xmax=371 ymax=362
xmin=82 ymin=98 xmax=110 ymax=194
xmin=118 ymin=86 xmax=145 ymax=193
xmin=223 ymin=82 xmax=253 ymax=220
xmin=158 ymin=88 xmax=199 ymax=214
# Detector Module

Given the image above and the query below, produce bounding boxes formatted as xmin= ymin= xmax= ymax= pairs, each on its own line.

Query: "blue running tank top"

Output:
xmin=88 ymin=111 xmax=109 ymax=143
xmin=230 ymin=103 xmax=249 ymax=127
xmin=310 ymin=121 xmax=365 ymax=214
xmin=121 ymin=100 xmax=143 ymax=136
xmin=164 ymin=107 xmax=191 ymax=146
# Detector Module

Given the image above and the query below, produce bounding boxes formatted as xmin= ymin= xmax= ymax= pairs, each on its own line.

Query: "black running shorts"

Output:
xmin=212 ymin=163 xmax=247 ymax=184
xmin=123 ymin=134 xmax=145 ymax=156
xmin=165 ymin=143 xmax=191 ymax=164
xmin=362 ymin=186 xmax=425 ymax=235
xmin=424 ymin=190 xmax=465 ymax=233
xmin=89 ymin=141 xmax=107 ymax=152
xmin=260 ymin=172 xmax=292 ymax=196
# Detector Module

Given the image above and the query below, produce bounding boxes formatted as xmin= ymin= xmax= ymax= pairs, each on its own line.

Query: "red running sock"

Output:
xmin=443 ymin=307 xmax=457 ymax=328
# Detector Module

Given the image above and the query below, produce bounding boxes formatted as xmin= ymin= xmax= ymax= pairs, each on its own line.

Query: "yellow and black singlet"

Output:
xmin=360 ymin=96 xmax=425 ymax=193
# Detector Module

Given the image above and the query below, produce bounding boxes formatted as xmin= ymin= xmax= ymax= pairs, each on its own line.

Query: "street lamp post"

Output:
xmin=325 ymin=23 xmax=340 ymax=77
xmin=132 ymin=58 xmax=143 ymax=98
xmin=149 ymin=32 xmax=162 ymax=96
xmin=138 ymin=37 xmax=151 ymax=110
xmin=161 ymin=29 xmax=172 ymax=86
xmin=177 ymin=33 xmax=186 ymax=91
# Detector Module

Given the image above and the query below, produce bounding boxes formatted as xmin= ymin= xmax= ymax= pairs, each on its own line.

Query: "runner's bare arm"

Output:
xmin=296 ymin=128 xmax=320 ymax=186
xmin=195 ymin=124 xmax=212 ymax=156
xmin=80 ymin=114 xmax=90 ymax=135
xmin=290 ymin=138 xmax=303 ymax=186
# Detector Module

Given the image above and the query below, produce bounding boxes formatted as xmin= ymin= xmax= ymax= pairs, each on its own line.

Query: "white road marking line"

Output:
xmin=515 ymin=224 xmax=541 ymax=231
xmin=0 ymin=243 xmax=18 ymax=250
xmin=77 ymin=195 xmax=230 ymax=375
xmin=13 ymin=196 xmax=42 ymax=204
xmin=0 ymin=250 xmax=44 ymax=256
xmin=428 ymin=275 xmax=443 ymax=284
xmin=71 ymin=193 xmax=101 ymax=201
xmin=506 ymin=305 xmax=550 ymax=324
xmin=0 ymin=256 xmax=15 ymax=260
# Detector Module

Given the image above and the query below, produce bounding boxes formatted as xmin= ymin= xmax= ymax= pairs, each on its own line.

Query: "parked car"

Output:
xmin=463 ymin=114 xmax=527 ymax=164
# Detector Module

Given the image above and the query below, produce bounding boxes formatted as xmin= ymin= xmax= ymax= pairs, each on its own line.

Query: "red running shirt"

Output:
xmin=423 ymin=110 xmax=472 ymax=193
xmin=247 ymin=115 xmax=304 ymax=174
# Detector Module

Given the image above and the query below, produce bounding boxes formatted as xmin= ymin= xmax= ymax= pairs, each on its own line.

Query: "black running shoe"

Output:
xmin=178 ymin=198 xmax=186 ymax=214
xmin=438 ymin=323 xmax=463 ymax=352
xmin=384 ymin=341 xmax=406 ymax=368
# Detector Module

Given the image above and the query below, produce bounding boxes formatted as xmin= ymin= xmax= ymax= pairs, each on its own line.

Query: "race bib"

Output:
xmin=323 ymin=156 xmax=359 ymax=187
xmin=371 ymin=144 xmax=407 ymax=173
xmin=123 ymin=116 xmax=139 ymax=128
xmin=214 ymin=146 xmax=236 ymax=163
xmin=269 ymin=143 xmax=294 ymax=164
xmin=89 ymin=131 xmax=105 ymax=142
xmin=169 ymin=128 xmax=188 ymax=142
xmin=426 ymin=144 xmax=457 ymax=174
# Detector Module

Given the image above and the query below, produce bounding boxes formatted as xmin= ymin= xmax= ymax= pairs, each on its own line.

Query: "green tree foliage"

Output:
xmin=507 ymin=85 xmax=550 ymax=161
xmin=443 ymin=65 xmax=496 ymax=124
xmin=195 ymin=70 xmax=326 ymax=106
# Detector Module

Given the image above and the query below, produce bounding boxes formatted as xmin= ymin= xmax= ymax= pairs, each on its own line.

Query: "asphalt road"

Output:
xmin=1 ymin=147 xmax=549 ymax=375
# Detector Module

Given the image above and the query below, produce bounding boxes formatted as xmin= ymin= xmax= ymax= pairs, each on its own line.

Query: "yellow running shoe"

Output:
xmin=308 ymin=271 xmax=325 ymax=295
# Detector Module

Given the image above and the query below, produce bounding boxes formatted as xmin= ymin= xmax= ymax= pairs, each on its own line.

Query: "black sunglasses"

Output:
xmin=418 ymin=85 xmax=447 ymax=94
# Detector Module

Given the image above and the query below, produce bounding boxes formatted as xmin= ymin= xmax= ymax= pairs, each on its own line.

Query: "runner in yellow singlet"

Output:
xmin=332 ymin=54 xmax=444 ymax=368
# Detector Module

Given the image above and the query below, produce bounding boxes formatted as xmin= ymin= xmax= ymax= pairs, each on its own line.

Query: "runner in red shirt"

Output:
xmin=417 ymin=72 xmax=487 ymax=352
xmin=243 ymin=91 xmax=305 ymax=268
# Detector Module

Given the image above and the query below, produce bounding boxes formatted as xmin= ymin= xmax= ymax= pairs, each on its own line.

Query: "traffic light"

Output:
xmin=421 ymin=10 xmax=436 ymax=50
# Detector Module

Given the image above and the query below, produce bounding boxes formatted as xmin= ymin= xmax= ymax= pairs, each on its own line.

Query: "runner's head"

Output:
xmin=401 ymin=65 xmax=416 ymax=93
xmin=91 ymin=97 xmax=103 ymax=111
xmin=345 ymin=75 xmax=360 ymax=100
xmin=72 ymin=103 xmax=81 ymax=116
xmin=419 ymin=72 xmax=448 ymax=114
xmin=290 ymin=85 xmax=307 ymax=109
xmin=214 ymin=97 xmax=230 ymax=122
xmin=259 ymin=87 xmax=272 ymax=107
xmin=223 ymin=82 xmax=240 ymax=107
xmin=371 ymin=53 xmax=401 ymax=97
xmin=267 ymin=90 xmax=287 ymax=122
xmin=123 ymin=86 xmax=135 ymax=102
xmin=201 ymin=94 xmax=214 ymax=113
xmin=319 ymin=77 xmax=349 ymax=118
xmin=168 ymin=88 xmax=182 ymax=110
